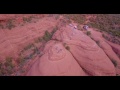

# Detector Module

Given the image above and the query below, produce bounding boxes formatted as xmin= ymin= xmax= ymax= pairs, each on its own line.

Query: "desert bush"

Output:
xmin=0 ymin=57 xmax=15 ymax=75
xmin=24 ymin=43 xmax=34 ymax=51
xmin=89 ymin=14 xmax=120 ymax=37
xmin=63 ymin=14 xmax=86 ymax=24
xmin=23 ymin=16 xmax=32 ymax=23
xmin=33 ymin=47 xmax=40 ymax=54
xmin=6 ymin=19 xmax=15 ymax=30
xmin=51 ymin=26 xmax=58 ymax=35
xmin=102 ymin=34 xmax=110 ymax=41
xmin=43 ymin=31 xmax=52 ymax=41
xmin=17 ymin=56 xmax=25 ymax=65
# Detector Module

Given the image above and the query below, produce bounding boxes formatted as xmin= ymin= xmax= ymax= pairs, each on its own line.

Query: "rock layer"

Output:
xmin=27 ymin=40 xmax=87 ymax=76
xmin=27 ymin=24 xmax=116 ymax=76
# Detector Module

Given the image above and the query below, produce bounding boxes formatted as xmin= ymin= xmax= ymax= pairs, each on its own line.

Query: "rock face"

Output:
xmin=27 ymin=24 xmax=116 ymax=76
xmin=27 ymin=40 xmax=87 ymax=76
xmin=88 ymin=29 xmax=120 ymax=75
xmin=0 ymin=15 xmax=57 ymax=60
xmin=52 ymin=25 xmax=116 ymax=76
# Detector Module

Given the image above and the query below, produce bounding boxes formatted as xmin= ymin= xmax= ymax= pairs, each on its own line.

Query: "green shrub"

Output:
xmin=89 ymin=14 xmax=120 ymax=38
xmin=43 ymin=31 xmax=52 ymax=41
xmin=4 ymin=57 xmax=14 ymax=68
xmin=0 ymin=56 xmax=15 ymax=75
xmin=24 ymin=43 xmax=34 ymax=51
xmin=23 ymin=16 xmax=32 ymax=23
xmin=17 ymin=56 xmax=25 ymax=65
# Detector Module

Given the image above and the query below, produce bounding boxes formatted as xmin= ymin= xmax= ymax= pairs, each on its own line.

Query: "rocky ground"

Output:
xmin=0 ymin=14 xmax=120 ymax=76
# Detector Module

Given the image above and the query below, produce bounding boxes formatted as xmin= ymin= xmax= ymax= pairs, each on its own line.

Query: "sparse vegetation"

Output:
xmin=89 ymin=14 xmax=120 ymax=38
xmin=4 ymin=57 xmax=14 ymax=67
xmin=6 ymin=19 xmax=15 ymax=30
xmin=17 ymin=56 xmax=25 ymax=65
xmin=63 ymin=14 xmax=86 ymax=24
xmin=24 ymin=43 xmax=34 ymax=51
xmin=86 ymin=31 xmax=91 ymax=36
xmin=51 ymin=26 xmax=58 ymax=35
xmin=0 ymin=56 xmax=15 ymax=76
xmin=102 ymin=34 xmax=110 ymax=41
xmin=14 ymin=25 xmax=59 ymax=75
xmin=43 ymin=26 xmax=58 ymax=42
xmin=102 ymin=34 xmax=120 ymax=45
xmin=33 ymin=47 xmax=40 ymax=54
xmin=43 ymin=31 xmax=52 ymax=41
xmin=23 ymin=16 xmax=33 ymax=23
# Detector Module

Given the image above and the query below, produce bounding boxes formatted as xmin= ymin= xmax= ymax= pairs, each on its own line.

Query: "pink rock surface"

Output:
xmin=107 ymin=41 xmax=120 ymax=57
xmin=27 ymin=24 xmax=116 ymax=76
xmin=0 ymin=15 xmax=57 ymax=60
xmin=27 ymin=40 xmax=87 ymax=76
xmin=52 ymin=25 xmax=116 ymax=76
xmin=89 ymin=28 xmax=120 ymax=75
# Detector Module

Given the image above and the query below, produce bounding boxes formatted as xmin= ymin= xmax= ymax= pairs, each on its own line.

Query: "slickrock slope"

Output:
xmin=27 ymin=24 xmax=116 ymax=76
xmin=0 ymin=15 xmax=57 ymax=60
xmin=88 ymin=28 xmax=120 ymax=75
xmin=0 ymin=14 xmax=119 ymax=76
xmin=27 ymin=40 xmax=87 ymax=76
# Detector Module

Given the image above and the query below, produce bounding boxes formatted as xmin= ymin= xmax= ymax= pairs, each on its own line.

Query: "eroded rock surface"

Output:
xmin=27 ymin=24 xmax=116 ymax=76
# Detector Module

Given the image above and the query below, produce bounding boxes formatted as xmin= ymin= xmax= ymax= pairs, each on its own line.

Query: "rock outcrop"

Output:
xmin=89 ymin=29 xmax=120 ymax=75
xmin=27 ymin=24 xmax=116 ymax=76
xmin=52 ymin=25 xmax=116 ymax=76
xmin=27 ymin=40 xmax=87 ymax=76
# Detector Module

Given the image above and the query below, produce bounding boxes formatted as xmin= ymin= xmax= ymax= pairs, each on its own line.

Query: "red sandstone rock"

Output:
xmin=52 ymin=25 xmax=116 ymax=76
xmin=27 ymin=40 xmax=87 ymax=76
